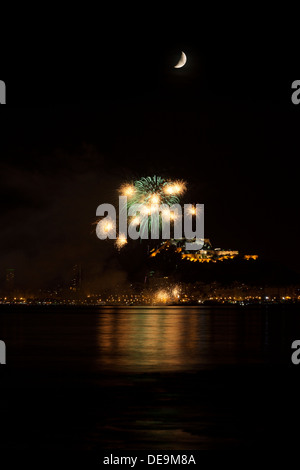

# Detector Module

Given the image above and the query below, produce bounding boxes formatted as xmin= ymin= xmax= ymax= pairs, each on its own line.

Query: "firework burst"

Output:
xmin=153 ymin=285 xmax=181 ymax=304
xmin=120 ymin=183 xmax=136 ymax=197
xmin=163 ymin=180 xmax=186 ymax=196
xmin=115 ymin=233 xmax=128 ymax=251
xmin=188 ymin=205 xmax=197 ymax=215
xmin=119 ymin=176 xmax=186 ymax=239
xmin=133 ymin=176 xmax=184 ymax=206
xmin=96 ymin=217 xmax=116 ymax=239
xmin=155 ymin=290 xmax=170 ymax=304
xmin=94 ymin=176 xmax=187 ymax=250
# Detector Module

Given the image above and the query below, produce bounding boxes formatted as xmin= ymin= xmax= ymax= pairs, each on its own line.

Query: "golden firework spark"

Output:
xmin=161 ymin=209 xmax=179 ymax=221
xmin=189 ymin=206 xmax=197 ymax=215
xmin=131 ymin=216 xmax=140 ymax=226
xmin=150 ymin=193 xmax=160 ymax=204
xmin=141 ymin=205 xmax=151 ymax=215
xmin=161 ymin=208 xmax=170 ymax=219
xmin=103 ymin=221 xmax=114 ymax=233
xmin=172 ymin=180 xmax=186 ymax=195
xmin=164 ymin=180 xmax=186 ymax=196
xmin=96 ymin=217 xmax=116 ymax=238
xmin=172 ymin=286 xmax=180 ymax=298
xmin=155 ymin=290 xmax=170 ymax=304
xmin=115 ymin=233 xmax=128 ymax=250
xmin=170 ymin=212 xmax=178 ymax=221
xmin=164 ymin=185 xmax=175 ymax=195
xmin=120 ymin=184 xmax=135 ymax=197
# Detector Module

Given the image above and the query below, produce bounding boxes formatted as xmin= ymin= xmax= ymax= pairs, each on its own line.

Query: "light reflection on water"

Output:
xmin=96 ymin=306 xmax=267 ymax=371
xmin=0 ymin=305 xmax=298 ymax=450
xmin=0 ymin=305 xmax=294 ymax=373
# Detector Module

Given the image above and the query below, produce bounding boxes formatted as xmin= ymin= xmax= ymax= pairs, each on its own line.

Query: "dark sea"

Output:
xmin=0 ymin=305 xmax=300 ymax=455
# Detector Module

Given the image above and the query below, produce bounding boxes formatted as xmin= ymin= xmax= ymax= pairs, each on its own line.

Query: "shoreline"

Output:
xmin=0 ymin=302 xmax=299 ymax=310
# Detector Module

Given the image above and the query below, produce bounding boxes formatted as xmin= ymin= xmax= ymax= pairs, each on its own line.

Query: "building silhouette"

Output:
xmin=70 ymin=264 xmax=81 ymax=292
xmin=5 ymin=268 xmax=15 ymax=292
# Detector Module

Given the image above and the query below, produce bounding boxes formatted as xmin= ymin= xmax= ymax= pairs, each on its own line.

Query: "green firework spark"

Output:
xmin=122 ymin=176 xmax=185 ymax=238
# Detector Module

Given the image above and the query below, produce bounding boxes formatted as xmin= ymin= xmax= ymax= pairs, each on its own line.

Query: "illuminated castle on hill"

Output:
xmin=150 ymin=238 xmax=258 ymax=263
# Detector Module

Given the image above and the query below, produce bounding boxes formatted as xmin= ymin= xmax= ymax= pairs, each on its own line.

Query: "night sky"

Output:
xmin=1 ymin=23 xmax=299 ymax=290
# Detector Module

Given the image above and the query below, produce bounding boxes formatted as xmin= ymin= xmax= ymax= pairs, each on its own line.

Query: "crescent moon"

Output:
xmin=174 ymin=51 xmax=187 ymax=68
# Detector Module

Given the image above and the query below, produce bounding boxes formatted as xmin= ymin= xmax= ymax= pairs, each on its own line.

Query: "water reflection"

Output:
xmin=1 ymin=305 xmax=299 ymax=450
xmin=0 ymin=305 xmax=295 ymax=373
xmin=97 ymin=307 xmax=267 ymax=371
